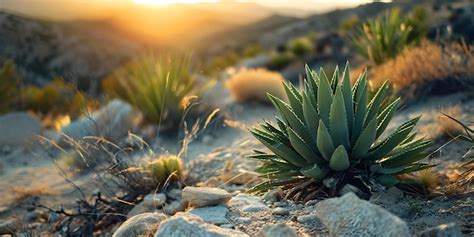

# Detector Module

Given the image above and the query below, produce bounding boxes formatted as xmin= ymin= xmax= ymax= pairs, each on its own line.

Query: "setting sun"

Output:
xmin=134 ymin=0 xmax=217 ymax=5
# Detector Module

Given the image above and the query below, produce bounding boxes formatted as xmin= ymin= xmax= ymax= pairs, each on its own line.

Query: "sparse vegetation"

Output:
xmin=267 ymin=51 xmax=295 ymax=70
xmin=340 ymin=15 xmax=360 ymax=34
xmin=371 ymin=41 xmax=474 ymax=99
xmin=249 ymin=63 xmax=433 ymax=200
xmin=0 ymin=60 xmax=20 ymax=113
xmin=225 ymin=68 xmax=286 ymax=104
xmin=288 ymin=37 xmax=314 ymax=57
xmin=352 ymin=8 xmax=427 ymax=64
xmin=103 ymin=54 xmax=213 ymax=128
xmin=19 ymin=78 xmax=93 ymax=118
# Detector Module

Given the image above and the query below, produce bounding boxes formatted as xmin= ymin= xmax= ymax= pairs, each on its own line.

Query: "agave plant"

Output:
xmin=249 ymin=63 xmax=433 ymax=200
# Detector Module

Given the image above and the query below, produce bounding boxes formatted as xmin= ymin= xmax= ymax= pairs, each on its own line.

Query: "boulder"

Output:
xmin=113 ymin=212 xmax=167 ymax=237
xmin=0 ymin=112 xmax=41 ymax=147
xmin=256 ymin=224 xmax=299 ymax=237
xmin=314 ymin=193 xmax=410 ymax=237
xmin=182 ymin=187 xmax=231 ymax=207
xmin=416 ymin=223 xmax=462 ymax=237
xmin=188 ymin=205 xmax=229 ymax=224
xmin=60 ymin=99 xmax=140 ymax=143
xmin=163 ymin=200 xmax=188 ymax=215
xmin=155 ymin=212 xmax=248 ymax=237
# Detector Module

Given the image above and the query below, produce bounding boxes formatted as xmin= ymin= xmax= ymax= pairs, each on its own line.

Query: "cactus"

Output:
xmin=147 ymin=155 xmax=183 ymax=186
xmin=249 ymin=63 xmax=433 ymax=200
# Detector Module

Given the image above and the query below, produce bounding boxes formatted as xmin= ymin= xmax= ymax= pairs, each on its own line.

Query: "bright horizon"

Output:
xmin=0 ymin=0 xmax=379 ymax=20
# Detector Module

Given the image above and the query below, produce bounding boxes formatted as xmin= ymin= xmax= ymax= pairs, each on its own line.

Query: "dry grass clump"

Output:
xmin=372 ymin=41 xmax=474 ymax=99
xmin=225 ymin=68 xmax=286 ymax=104
xmin=10 ymin=186 xmax=49 ymax=201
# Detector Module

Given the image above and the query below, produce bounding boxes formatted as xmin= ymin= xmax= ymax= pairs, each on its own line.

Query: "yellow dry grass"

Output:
xmin=225 ymin=68 xmax=287 ymax=104
xmin=371 ymin=40 xmax=474 ymax=94
xmin=10 ymin=186 xmax=49 ymax=201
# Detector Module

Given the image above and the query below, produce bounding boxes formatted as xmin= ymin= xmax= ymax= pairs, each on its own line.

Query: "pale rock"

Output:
xmin=0 ymin=112 xmax=41 ymax=147
xmin=228 ymin=193 xmax=270 ymax=211
xmin=155 ymin=212 xmax=248 ymax=237
xmin=113 ymin=212 xmax=167 ymax=237
xmin=60 ymin=99 xmax=140 ymax=143
xmin=256 ymin=223 xmax=300 ymax=237
xmin=262 ymin=188 xmax=284 ymax=203
xmin=272 ymin=207 xmax=290 ymax=215
xmin=166 ymin=188 xmax=182 ymax=200
xmin=182 ymin=187 xmax=231 ymax=207
xmin=296 ymin=214 xmax=318 ymax=224
xmin=143 ymin=193 xmax=167 ymax=209
xmin=314 ymin=193 xmax=410 ymax=237
xmin=188 ymin=205 xmax=229 ymax=224
xmin=163 ymin=200 xmax=188 ymax=215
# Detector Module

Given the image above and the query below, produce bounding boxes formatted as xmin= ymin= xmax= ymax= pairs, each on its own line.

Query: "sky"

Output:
xmin=0 ymin=0 xmax=377 ymax=20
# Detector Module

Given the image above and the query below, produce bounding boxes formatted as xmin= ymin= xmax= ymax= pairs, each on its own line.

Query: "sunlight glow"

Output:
xmin=134 ymin=0 xmax=218 ymax=5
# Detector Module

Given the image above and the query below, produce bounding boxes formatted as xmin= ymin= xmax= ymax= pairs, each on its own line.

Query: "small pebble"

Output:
xmin=273 ymin=201 xmax=288 ymax=207
xmin=305 ymin=200 xmax=319 ymax=206
xmin=297 ymin=214 xmax=318 ymax=224
xmin=272 ymin=207 xmax=290 ymax=215
xmin=234 ymin=217 xmax=252 ymax=224
xmin=242 ymin=205 xmax=268 ymax=213
xmin=220 ymin=223 xmax=234 ymax=229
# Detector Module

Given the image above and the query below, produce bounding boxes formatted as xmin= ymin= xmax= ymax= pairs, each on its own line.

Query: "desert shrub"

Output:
xmin=18 ymin=78 xmax=92 ymax=118
xmin=288 ymin=37 xmax=314 ymax=57
xmin=248 ymin=63 xmax=433 ymax=200
xmin=225 ymin=68 xmax=286 ymax=104
xmin=352 ymin=8 xmax=427 ymax=64
xmin=267 ymin=52 xmax=295 ymax=70
xmin=371 ymin=41 xmax=474 ymax=99
xmin=243 ymin=44 xmax=262 ymax=58
xmin=204 ymin=51 xmax=240 ymax=75
xmin=340 ymin=15 xmax=360 ymax=33
xmin=103 ymin=54 xmax=213 ymax=128
xmin=0 ymin=61 xmax=21 ymax=113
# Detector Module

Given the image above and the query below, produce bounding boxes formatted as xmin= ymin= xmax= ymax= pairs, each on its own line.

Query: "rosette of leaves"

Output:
xmin=249 ymin=63 xmax=433 ymax=200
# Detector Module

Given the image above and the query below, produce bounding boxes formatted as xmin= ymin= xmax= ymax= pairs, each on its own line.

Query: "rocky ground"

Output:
xmin=0 ymin=87 xmax=472 ymax=236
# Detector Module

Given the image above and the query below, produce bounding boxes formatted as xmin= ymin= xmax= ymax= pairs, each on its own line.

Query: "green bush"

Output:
xmin=267 ymin=52 xmax=295 ymax=70
xmin=0 ymin=61 xmax=20 ymax=113
xmin=103 ymin=54 xmax=212 ymax=128
xmin=288 ymin=37 xmax=314 ymax=57
xmin=248 ymin=63 xmax=433 ymax=200
xmin=340 ymin=15 xmax=360 ymax=34
xmin=243 ymin=44 xmax=262 ymax=58
xmin=352 ymin=8 xmax=427 ymax=64
xmin=19 ymin=78 xmax=91 ymax=118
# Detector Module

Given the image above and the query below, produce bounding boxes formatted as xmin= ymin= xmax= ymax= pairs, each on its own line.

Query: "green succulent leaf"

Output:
xmin=300 ymin=164 xmax=328 ymax=180
xmin=317 ymin=120 xmax=335 ymax=160
xmin=352 ymin=116 xmax=378 ymax=159
xmin=341 ymin=62 xmax=354 ymax=134
xmin=376 ymin=175 xmax=400 ymax=187
xmin=302 ymin=91 xmax=320 ymax=140
xmin=288 ymin=127 xmax=324 ymax=164
xmin=366 ymin=80 xmax=388 ymax=126
xmin=318 ymin=69 xmax=333 ymax=126
xmin=376 ymin=98 xmax=401 ymax=138
xmin=330 ymin=86 xmax=351 ymax=149
xmin=329 ymin=145 xmax=350 ymax=171
xmin=352 ymin=71 xmax=368 ymax=143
